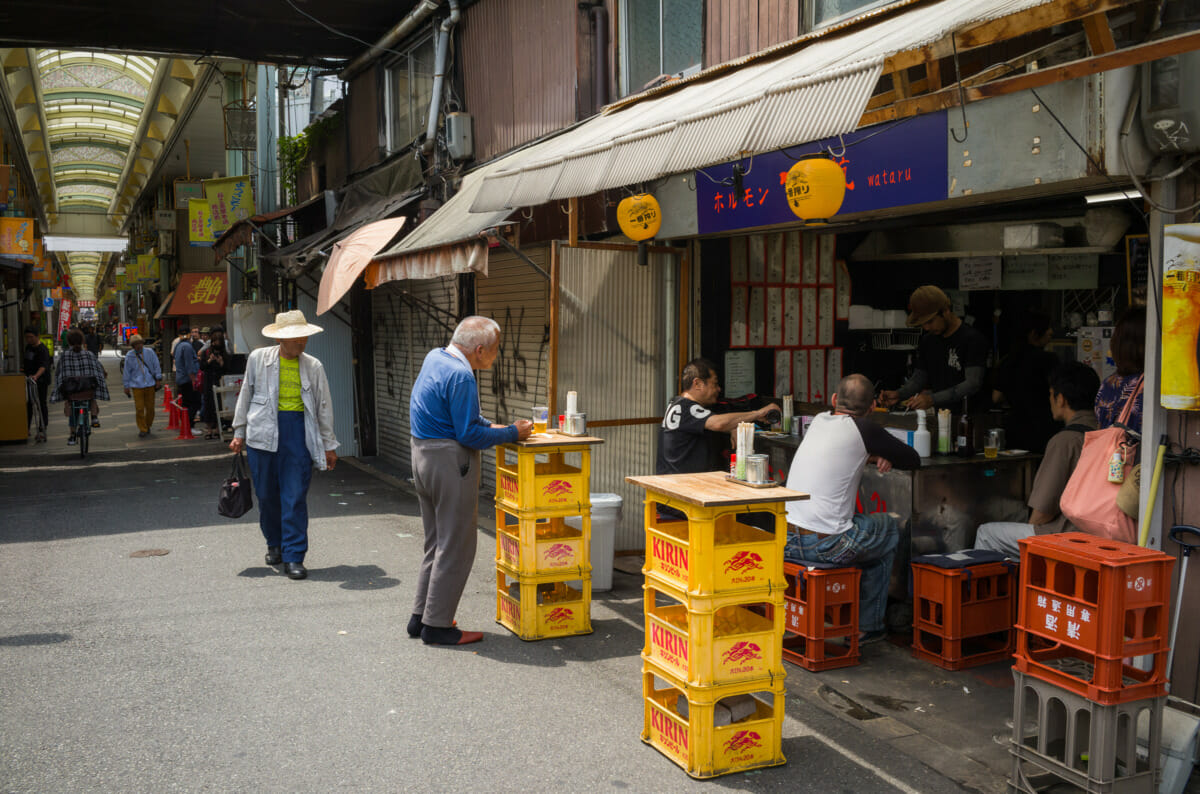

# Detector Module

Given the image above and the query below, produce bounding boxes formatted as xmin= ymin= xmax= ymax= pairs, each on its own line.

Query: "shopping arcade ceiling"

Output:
xmin=0 ymin=2 xmax=425 ymax=300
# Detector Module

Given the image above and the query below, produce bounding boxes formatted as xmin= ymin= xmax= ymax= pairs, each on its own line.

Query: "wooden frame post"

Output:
xmin=548 ymin=240 xmax=560 ymax=419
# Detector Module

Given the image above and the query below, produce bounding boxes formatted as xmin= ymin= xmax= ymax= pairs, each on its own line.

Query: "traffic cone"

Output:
xmin=175 ymin=399 xmax=194 ymax=440
xmin=167 ymin=398 xmax=179 ymax=429
xmin=162 ymin=384 xmax=172 ymax=410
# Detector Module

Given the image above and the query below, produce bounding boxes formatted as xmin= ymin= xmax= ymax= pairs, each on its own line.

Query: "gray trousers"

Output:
xmin=411 ymin=437 xmax=481 ymax=628
xmin=973 ymin=521 xmax=1034 ymax=558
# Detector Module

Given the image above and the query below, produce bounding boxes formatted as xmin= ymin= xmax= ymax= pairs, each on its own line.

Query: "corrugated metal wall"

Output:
xmin=459 ymin=0 xmax=578 ymax=162
xmin=297 ymin=291 xmax=358 ymax=457
xmin=476 ymin=246 xmax=551 ymax=498
xmin=557 ymin=245 xmax=674 ymax=550
xmin=370 ymin=276 xmax=460 ymax=473
xmin=705 ymin=0 xmax=802 ymax=66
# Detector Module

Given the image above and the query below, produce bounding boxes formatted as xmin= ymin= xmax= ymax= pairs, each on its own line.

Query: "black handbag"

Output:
xmin=217 ymin=452 xmax=254 ymax=518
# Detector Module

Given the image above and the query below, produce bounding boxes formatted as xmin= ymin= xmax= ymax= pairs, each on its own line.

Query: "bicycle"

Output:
xmin=66 ymin=390 xmax=94 ymax=458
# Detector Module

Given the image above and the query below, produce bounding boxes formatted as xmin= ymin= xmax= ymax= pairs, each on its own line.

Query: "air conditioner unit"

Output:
xmin=1141 ymin=50 xmax=1200 ymax=154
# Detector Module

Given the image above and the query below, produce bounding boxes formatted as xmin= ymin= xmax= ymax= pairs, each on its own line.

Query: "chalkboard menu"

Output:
xmin=1126 ymin=234 xmax=1150 ymax=303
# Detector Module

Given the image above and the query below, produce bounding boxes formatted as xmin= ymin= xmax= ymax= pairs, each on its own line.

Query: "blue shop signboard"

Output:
xmin=695 ymin=110 xmax=948 ymax=235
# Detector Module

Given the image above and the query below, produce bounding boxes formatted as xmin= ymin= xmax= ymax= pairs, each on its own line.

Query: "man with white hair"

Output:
xmin=407 ymin=315 xmax=533 ymax=646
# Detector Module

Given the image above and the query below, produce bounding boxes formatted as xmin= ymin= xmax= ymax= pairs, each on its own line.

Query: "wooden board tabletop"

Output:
xmin=624 ymin=471 xmax=809 ymax=507
xmin=505 ymin=431 xmax=605 ymax=448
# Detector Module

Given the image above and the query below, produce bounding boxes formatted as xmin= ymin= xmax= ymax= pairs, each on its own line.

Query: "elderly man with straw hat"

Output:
xmin=230 ymin=310 xmax=339 ymax=580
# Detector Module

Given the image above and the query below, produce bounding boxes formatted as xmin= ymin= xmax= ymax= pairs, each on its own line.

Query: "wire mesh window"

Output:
xmin=619 ymin=0 xmax=702 ymax=97
xmin=811 ymin=0 xmax=897 ymax=28
xmin=385 ymin=35 xmax=436 ymax=153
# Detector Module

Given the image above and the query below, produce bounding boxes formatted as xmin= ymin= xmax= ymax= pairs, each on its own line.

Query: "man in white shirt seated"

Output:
xmin=785 ymin=374 xmax=921 ymax=643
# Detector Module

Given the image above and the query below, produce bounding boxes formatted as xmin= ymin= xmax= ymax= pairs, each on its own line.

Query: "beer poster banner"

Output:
xmin=188 ymin=198 xmax=217 ymax=247
xmin=57 ymin=298 xmax=73 ymax=339
xmin=203 ymin=176 xmax=254 ymax=235
xmin=1162 ymin=223 xmax=1200 ymax=410
xmin=0 ymin=217 xmax=34 ymax=258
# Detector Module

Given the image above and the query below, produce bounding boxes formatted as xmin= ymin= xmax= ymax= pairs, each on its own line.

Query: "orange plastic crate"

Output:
xmin=912 ymin=561 xmax=1015 ymax=640
xmin=1013 ymin=628 xmax=1168 ymax=705
xmin=781 ymin=562 xmax=859 ymax=639
xmin=780 ymin=562 xmax=860 ymax=671
xmin=1017 ymin=534 xmax=1174 ymax=660
xmin=911 ymin=628 xmax=1013 ymax=671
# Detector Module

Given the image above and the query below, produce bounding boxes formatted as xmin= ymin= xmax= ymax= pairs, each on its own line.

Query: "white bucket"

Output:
xmin=587 ymin=493 xmax=621 ymax=591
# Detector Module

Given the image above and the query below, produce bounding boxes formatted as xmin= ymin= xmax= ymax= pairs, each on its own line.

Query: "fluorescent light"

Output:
xmin=44 ymin=235 xmax=128 ymax=252
xmin=1085 ymin=190 xmax=1140 ymax=205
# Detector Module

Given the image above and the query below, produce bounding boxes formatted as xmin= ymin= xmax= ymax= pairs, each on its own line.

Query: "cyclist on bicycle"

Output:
xmin=50 ymin=328 xmax=110 ymax=445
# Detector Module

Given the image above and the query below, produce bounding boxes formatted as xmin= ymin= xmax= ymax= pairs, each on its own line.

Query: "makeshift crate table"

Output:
xmin=626 ymin=471 xmax=808 ymax=779
xmin=494 ymin=432 xmax=603 ymax=641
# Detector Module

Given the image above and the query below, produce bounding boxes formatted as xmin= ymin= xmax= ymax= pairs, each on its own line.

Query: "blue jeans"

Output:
xmin=247 ymin=411 xmax=313 ymax=563
xmin=784 ymin=512 xmax=899 ymax=633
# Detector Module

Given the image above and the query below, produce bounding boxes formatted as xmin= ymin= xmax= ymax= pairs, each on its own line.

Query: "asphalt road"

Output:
xmin=0 ymin=356 xmax=975 ymax=792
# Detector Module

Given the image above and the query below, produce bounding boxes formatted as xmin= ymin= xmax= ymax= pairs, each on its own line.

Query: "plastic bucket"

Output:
xmin=588 ymin=493 xmax=621 ymax=591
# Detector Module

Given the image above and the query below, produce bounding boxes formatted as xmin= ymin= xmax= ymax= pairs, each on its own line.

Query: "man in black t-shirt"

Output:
xmin=881 ymin=285 xmax=988 ymax=411
xmin=657 ymin=358 xmax=780 ymax=482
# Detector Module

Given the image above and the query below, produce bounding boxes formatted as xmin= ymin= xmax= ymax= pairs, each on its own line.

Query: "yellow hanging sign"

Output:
xmin=203 ymin=176 xmax=255 ymax=234
xmin=616 ymin=194 xmax=662 ymax=241
xmin=188 ymin=198 xmax=216 ymax=246
xmin=0 ymin=217 xmax=34 ymax=257
xmin=785 ymin=158 xmax=846 ymax=222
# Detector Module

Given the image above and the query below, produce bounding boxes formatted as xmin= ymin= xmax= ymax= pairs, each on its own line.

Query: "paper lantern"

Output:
xmin=617 ymin=194 xmax=662 ymax=241
xmin=785 ymin=157 xmax=846 ymax=222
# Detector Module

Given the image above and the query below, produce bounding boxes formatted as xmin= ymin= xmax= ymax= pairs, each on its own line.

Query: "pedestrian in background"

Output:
xmin=189 ymin=327 xmax=203 ymax=355
xmin=51 ymin=328 xmax=109 ymax=443
xmin=23 ymin=327 xmax=51 ymax=443
xmin=199 ymin=327 xmax=228 ymax=439
xmin=1095 ymin=305 xmax=1145 ymax=436
xmin=407 ymin=316 xmax=533 ymax=646
xmin=84 ymin=324 xmax=103 ymax=357
xmin=230 ymin=310 xmax=338 ymax=581
xmin=122 ymin=334 xmax=163 ymax=438
xmin=175 ymin=333 xmax=201 ymax=427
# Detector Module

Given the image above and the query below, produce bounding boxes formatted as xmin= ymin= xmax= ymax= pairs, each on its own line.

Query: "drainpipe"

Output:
xmin=422 ymin=0 xmax=461 ymax=156
xmin=338 ymin=0 xmax=442 ymax=83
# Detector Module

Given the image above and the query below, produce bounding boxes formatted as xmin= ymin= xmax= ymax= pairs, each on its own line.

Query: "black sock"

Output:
xmin=406 ymin=614 xmax=423 ymax=638
xmin=420 ymin=625 xmax=463 ymax=645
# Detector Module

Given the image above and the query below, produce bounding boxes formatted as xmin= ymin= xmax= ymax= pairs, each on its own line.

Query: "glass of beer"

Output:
xmin=532 ymin=406 xmax=549 ymax=434
xmin=984 ymin=428 xmax=1003 ymax=459
xmin=1162 ymin=226 xmax=1200 ymax=409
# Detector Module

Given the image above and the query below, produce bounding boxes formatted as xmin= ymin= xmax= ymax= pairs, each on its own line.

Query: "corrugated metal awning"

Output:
xmin=369 ymin=165 xmax=513 ymax=279
xmin=469 ymin=0 xmax=1056 ymax=212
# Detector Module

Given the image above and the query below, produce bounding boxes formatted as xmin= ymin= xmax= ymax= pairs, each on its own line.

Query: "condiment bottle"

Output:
xmin=1107 ymin=450 xmax=1125 ymax=483
xmin=957 ymin=397 xmax=974 ymax=457
xmin=914 ymin=409 xmax=931 ymax=458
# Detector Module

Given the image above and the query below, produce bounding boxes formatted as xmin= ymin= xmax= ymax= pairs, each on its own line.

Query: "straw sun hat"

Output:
xmin=262 ymin=310 xmax=324 ymax=339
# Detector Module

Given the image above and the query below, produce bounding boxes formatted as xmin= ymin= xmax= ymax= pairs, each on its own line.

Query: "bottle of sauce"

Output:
xmin=957 ymin=397 xmax=974 ymax=457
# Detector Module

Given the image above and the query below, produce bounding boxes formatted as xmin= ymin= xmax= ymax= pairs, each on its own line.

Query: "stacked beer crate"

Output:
xmin=493 ymin=438 xmax=599 ymax=640
xmin=1010 ymin=533 xmax=1174 ymax=793
xmin=640 ymin=497 xmax=789 ymax=778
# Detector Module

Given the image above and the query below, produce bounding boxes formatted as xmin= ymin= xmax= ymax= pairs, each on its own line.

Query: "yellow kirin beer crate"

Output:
xmin=642 ymin=657 xmax=786 ymax=779
xmin=495 ymin=443 xmax=591 ymax=515
xmin=494 ymin=507 xmax=591 ymax=576
xmin=495 ymin=564 xmax=592 ymax=641
xmin=644 ymin=581 xmax=785 ymax=688
xmin=644 ymin=510 xmax=786 ymax=596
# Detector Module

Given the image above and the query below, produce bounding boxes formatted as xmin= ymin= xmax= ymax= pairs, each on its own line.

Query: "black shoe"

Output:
xmin=265 ymin=547 xmax=282 ymax=565
xmin=284 ymin=562 xmax=307 ymax=580
xmin=67 ymin=434 xmax=76 ymax=446
xmin=407 ymin=613 xmax=424 ymax=638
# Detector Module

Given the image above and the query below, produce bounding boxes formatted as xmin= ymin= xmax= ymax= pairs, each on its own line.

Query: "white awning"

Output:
xmin=469 ymin=0 xmax=1057 ymax=212
xmin=369 ymin=164 xmax=513 ymax=275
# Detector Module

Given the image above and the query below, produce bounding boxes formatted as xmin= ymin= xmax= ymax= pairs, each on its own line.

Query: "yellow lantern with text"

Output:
xmin=785 ymin=157 xmax=846 ymax=222
xmin=617 ymin=194 xmax=662 ymax=241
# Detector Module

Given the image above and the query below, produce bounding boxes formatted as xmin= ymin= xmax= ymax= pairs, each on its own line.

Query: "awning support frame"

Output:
xmin=484 ymin=228 xmax=549 ymax=281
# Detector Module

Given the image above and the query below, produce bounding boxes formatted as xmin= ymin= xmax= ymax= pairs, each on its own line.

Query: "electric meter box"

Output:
xmin=446 ymin=112 xmax=474 ymax=161
xmin=1141 ymin=51 xmax=1200 ymax=154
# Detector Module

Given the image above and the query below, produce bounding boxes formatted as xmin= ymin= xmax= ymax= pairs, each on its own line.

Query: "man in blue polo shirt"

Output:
xmin=408 ymin=315 xmax=533 ymax=646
